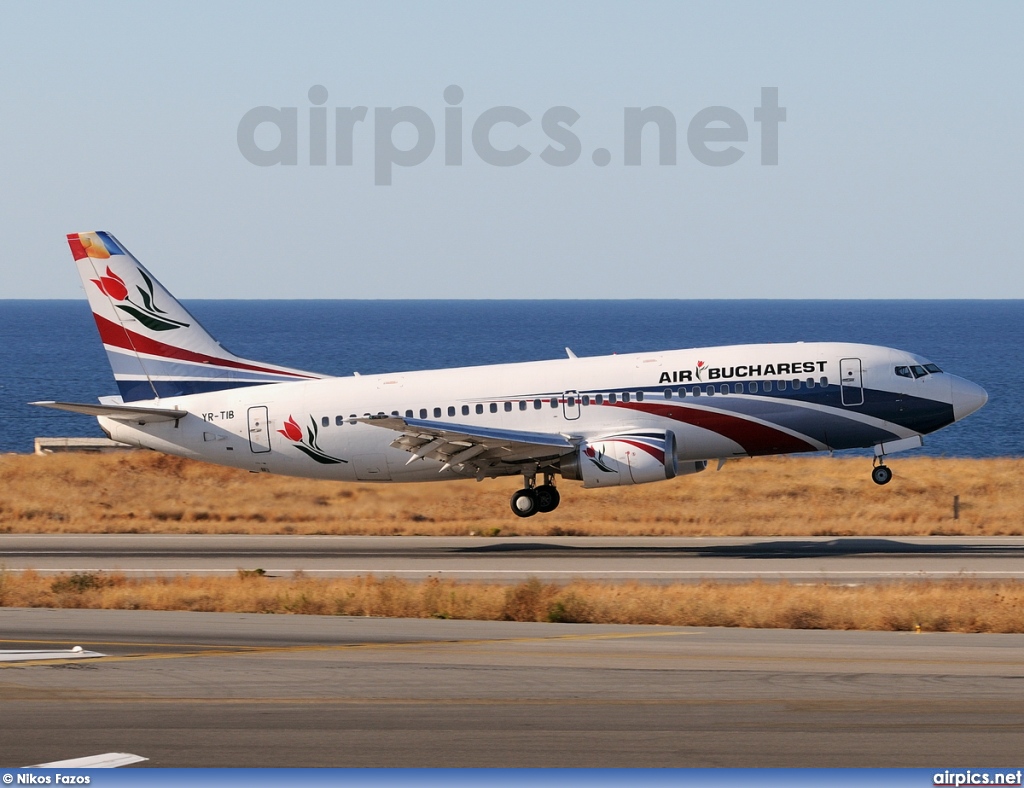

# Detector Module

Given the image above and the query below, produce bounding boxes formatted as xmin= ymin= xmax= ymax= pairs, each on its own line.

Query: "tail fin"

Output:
xmin=68 ymin=231 xmax=324 ymax=402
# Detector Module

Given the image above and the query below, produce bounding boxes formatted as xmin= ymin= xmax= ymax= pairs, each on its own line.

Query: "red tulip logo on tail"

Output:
xmin=72 ymin=232 xmax=190 ymax=332
xmin=278 ymin=415 xmax=348 ymax=464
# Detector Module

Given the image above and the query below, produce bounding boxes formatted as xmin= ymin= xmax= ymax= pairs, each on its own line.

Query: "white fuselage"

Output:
xmin=98 ymin=340 xmax=977 ymax=484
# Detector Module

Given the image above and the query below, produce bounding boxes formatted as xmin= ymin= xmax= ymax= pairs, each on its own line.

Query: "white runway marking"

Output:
xmin=0 ymin=648 xmax=106 ymax=662
xmin=29 ymin=752 xmax=148 ymax=768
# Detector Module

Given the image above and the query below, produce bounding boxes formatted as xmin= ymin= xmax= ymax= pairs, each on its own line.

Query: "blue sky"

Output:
xmin=2 ymin=1 xmax=1021 ymax=298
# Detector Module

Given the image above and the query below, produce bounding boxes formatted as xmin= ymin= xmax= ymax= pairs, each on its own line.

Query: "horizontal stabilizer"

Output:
xmin=30 ymin=400 xmax=187 ymax=423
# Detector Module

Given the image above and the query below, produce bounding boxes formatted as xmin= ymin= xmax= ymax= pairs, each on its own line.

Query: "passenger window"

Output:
xmin=490 ymin=403 xmax=498 ymax=413
xmin=419 ymin=409 xmax=427 ymax=419
xmin=595 ymin=394 xmax=604 ymax=405
xmin=391 ymin=411 xmax=399 ymax=417
xmin=706 ymin=385 xmax=715 ymax=396
xmin=462 ymin=405 xmax=470 ymax=416
xmin=608 ymin=393 xmax=617 ymax=404
xmin=447 ymin=406 xmax=456 ymax=417
xmin=895 ymin=366 xmax=912 ymax=378
xmin=519 ymin=400 xmax=527 ymax=410
xmin=349 ymin=414 xmax=357 ymax=424
xmin=720 ymin=384 xmax=729 ymax=395
xmin=820 ymin=376 xmax=828 ymax=387
xmin=533 ymin=399 xmax=542 ymax=410
xmin=792 ymin=379 xmax=801 ymax=390
xmin=806 ymin=378 xmax=814 ymax=388
xmin=566 ymin=396 xmax=575 ymax=407
xmin=677 ymin=388 xmax=687 ymax=399
xmin=405 ymin=410 xmax=413 ymax=418
xmin=622 ymin=392 xmax=631 ymax=403
xmin=778 ymin=380 xmax=787 ymax=391
xmin=748 ymin=382 xmax=758 ymax=393
xmin=764 ymin=381 xmax=773 ymax=392
xmin=434 ymin=407 xmax=442 ymax=418
xmin=734 ymin=383 xmax=744 ymax=394
xmin=582 ymin=395 xmax=590 ymax=406
xmin=476 ymin=404 xmax=484 ymax=415
xmin=321 ymin=416 xmax=329 ymax=427
xmin=692 ymin=387 xmax=700 ymax=397
xmin=636 ymin=391 xmax=644 ymax=402
xmin=336 ymin=415 xmax=344 ymax=426
xmin=504 ymin=401 xmax=513 ymax=412
xmin=551 ymin=398 xmax=559 ymax=408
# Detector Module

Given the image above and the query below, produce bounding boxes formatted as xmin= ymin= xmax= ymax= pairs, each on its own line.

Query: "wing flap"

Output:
xmin=359 ymin=415 xmax=575 ymax=473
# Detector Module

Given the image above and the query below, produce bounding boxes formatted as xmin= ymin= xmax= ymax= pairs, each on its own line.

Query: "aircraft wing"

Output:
xmin=359 ymin=415 xmax=576 ymax=474
xmin=29 ymin=400 xmax=187 ymax=423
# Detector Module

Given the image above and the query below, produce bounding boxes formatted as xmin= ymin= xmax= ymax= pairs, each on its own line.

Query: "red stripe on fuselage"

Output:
xmin=92 ymin=314 xmax=318 ymax=380
xmin=612 ymin=401 xmax=816 ymax=455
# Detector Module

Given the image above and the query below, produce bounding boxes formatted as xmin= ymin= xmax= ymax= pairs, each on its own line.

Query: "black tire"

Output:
xmin=510 ymin=488 xmax=539 ymax=517
xmin=534 ymin=485 xmax=561 ymax=513
xmin=871 ymin=465 xmax=893 ymax=485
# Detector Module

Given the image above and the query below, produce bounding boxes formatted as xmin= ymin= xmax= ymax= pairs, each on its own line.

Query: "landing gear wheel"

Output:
xmin=510 ymin=488 xmax=539 ymax=518
xmin=871 ymin=465 xmax=893 ymax=485
xmin=534 ymin=485 xmax=561 ymax=513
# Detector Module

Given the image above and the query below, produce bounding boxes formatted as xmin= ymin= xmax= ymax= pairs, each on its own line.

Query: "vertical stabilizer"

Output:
xmin=68 ymin=231 xmax=324 ymax=402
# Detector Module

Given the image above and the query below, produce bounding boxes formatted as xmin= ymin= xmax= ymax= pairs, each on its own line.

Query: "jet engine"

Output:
xmin=560 ymin=430 xmax=706 ymax=488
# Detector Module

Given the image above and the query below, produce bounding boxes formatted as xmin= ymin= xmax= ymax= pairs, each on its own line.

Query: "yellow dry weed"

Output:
xmin=2 ymin=570 xmax=1023 ymax=633
xmin=0 ymin=452 xmax=1020 ymax=537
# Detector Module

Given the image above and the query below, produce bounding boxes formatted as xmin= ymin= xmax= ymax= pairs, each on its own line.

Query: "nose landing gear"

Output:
xmin=510 ymin=472 xmax=561 ymax=518
xmin=871 ymin=464 xmax=893 ymax=485
xmin=869 ymin=436 xmax=924 ymax=486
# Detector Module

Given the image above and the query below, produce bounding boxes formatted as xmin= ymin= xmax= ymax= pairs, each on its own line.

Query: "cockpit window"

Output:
xmin=911 ymin=365 xmax=928 ymax=378
xmin=924 ymin=363 xmax=943 ymax=374
xmin=895 ymin=366 xmax=912 ymax=378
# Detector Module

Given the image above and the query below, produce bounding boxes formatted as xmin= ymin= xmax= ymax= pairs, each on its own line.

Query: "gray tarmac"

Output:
xmin=2 ymin=608 xmax=1024 ymax=767
xmin=4 ymin=534 xmax=1024 ymax=582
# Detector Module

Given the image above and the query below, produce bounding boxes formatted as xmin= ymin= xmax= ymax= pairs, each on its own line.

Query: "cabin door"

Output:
xmin=839 ymin=358 xmax=864 ymax=406
xmin=247 ymin=406 xmax=272 ymax=453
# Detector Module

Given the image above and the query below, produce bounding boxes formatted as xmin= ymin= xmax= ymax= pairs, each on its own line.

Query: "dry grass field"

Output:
xmin=0 ymin=451 xmax=1020 ymax=537
xmin=3 ymin=453 xmax=1023 ymax=631
xmin=2 ymin=570 xmax=1024 ymax=632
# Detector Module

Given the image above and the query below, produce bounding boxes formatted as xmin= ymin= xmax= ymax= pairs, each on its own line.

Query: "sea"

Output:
xmin=1 ymin=300 xmax=1021 ymax=457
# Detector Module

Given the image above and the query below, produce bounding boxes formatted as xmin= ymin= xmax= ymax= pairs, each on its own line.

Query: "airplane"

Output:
xmin=33 ymin=231 xmax=988 ymax=518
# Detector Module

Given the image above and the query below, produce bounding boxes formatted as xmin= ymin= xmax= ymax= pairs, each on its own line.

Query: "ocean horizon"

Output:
xmin=2 ymin=299 xmax=1020 ymax=457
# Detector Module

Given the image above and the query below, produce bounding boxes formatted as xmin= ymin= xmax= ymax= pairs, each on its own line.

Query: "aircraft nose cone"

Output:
xmin=951 ymin=375 xmax=988 ymax=421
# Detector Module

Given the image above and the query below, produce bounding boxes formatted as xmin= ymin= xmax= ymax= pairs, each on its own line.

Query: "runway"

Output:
xmin=2 ymin=608 xmax=1023 ymax=767
xmin=4 ymin=534 xmax=1024 ymax=583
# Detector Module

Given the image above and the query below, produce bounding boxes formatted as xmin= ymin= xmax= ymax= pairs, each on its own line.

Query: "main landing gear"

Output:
xmin=510 ymin=473 xmax=561 ymax=518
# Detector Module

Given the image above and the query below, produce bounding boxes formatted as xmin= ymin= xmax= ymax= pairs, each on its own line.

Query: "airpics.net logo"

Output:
xmin=237 ymin=85 xmax=786 ymax=185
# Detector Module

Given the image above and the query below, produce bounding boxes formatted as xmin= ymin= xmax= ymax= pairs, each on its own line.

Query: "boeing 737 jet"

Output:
xmin=33 ymin=232 xmax=988 ymax=517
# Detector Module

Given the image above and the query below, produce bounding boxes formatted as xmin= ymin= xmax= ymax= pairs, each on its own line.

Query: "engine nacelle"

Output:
xmin=560 ymin=430 xmax=705 ymax=488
